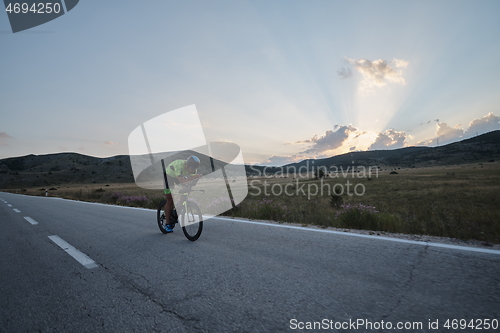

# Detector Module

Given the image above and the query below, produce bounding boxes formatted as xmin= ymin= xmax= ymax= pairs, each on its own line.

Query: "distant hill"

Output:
xmin=1 ymin=130 xmax=499 ymax=188
xmin=0 ymin=153 xmax=134 ymax=188
xmin=0 ymin=150 xmax=239 ymax=189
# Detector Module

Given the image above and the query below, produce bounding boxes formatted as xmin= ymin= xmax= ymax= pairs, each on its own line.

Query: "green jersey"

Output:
xmin=165 ymin=159 xmax=197 ymax=178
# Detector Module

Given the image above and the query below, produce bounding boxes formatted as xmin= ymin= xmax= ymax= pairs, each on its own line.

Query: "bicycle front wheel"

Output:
xmin=180 ymin=201 xmax=203 ymax=241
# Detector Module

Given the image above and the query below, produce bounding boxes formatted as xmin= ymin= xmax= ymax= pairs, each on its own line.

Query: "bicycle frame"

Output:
xmin=171 ymin=186 xmax=203 ymax=226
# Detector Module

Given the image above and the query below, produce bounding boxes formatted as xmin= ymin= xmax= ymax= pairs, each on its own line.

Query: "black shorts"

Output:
xmin=164 ymin=174 xmax=179 ymax=194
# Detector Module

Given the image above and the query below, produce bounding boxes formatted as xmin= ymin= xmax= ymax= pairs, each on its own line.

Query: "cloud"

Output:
xmin=265 ymin=126 xmax=409 ymax=164
xmin=262 ymin=155 xmax=299 ymax=166
xmin=263 ymin=125 xmax=412 ymax=165
xmin=369 ymin=129 xmax=407 ymax=150
xmin=0 ymin=132 xmax=13 ymax=146
xmin=290 ymin=137 xmax=315 ymax=144
xmin=431 ymin=113 xmax=500 ymax=145
xmin=262 ymin=112 xmax=500 ymax=166
xmin=420 ymin=119 xmax=440 ymax=126
xmin=435 ymin=122 xmax=464 ymax=145
xmin=465 ymin=112 xmax=500 ymax=137
xmin=104 ymin=141 xmax=116 ymax=145
xmin=353 ymin=131 xmax=366 ymax=139
xmin=418 ymin=113 xmax=499 ymax=146
xmin=266 ymin=126 xmax=359 ymax=165
xmin=300 ymin=125 xmax=357 ymax=155
xmin=337 ymin=66 xmax=352 ymax=79
xmin=340 ymin=58 xmax=409 ymax=91
xmin=416 ymin=122 xmax=465 ymax=146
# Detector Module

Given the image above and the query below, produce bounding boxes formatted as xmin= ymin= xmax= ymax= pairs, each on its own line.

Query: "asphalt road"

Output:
xmin=1 ymin=192 xmax=499 ymax=333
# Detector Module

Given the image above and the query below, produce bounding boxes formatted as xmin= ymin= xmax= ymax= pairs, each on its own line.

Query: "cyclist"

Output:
xmin=163 ymin=155 xmax=202 ymax=233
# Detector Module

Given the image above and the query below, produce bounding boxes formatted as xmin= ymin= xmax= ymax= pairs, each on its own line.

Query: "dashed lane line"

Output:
xmin=48 ymin=235 xmax=98 ymax=269
xmin=24 ymin=217 xmax=39 ymax=225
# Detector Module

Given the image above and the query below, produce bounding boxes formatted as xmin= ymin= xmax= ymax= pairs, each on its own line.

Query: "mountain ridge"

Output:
xmin=247 ymin=130 xmax=500 ymax=174
xmin=1 ymin=130 xmax=499 ymax=188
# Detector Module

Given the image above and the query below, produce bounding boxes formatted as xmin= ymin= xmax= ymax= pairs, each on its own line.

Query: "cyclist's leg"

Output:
xmin=164 ymin=192 xmax=174 ymax=226
xmin=163 ymin=174 xmax=178 ymax=226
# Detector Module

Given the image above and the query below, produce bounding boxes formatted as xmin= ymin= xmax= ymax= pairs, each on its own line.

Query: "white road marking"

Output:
xmin=48 ymin=235 xmax=98 ymax=269
xmin=213 ymin=217 xmax=500 ymax=256
xmin=13 ymin=208 xmax=20 ymax=213
xmin=7 ymin=204 xmax=12 ymax=207
xmin=4 ymin=192 xmax=498 ymax=256
xmin=23 ymin=216 xmax=39 ymax=225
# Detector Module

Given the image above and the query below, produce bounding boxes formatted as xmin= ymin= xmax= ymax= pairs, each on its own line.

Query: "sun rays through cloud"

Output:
xmin=262 ymin=111 xmax=500 ymax=166
xmin=336 ymin=57 xmax=411 ymax=134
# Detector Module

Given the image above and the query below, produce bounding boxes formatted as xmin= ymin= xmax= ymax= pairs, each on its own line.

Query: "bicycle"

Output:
xmin=157 ymin=181 xmax=204 ymax=241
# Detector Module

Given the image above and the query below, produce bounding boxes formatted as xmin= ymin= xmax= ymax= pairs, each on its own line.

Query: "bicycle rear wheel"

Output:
xmin=157 ymin=200 xmax=169 ymax=234
xmin=180 ymin=201 xmax=203 ymax=241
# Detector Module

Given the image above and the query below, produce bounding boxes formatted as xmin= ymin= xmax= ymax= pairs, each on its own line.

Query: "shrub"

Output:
xmin=147 ymin=196 xmax=165 ymax=209
xmin=329 ymin=193 xmax=343 ymax=208
xmin=108 ymin=192 xmax=150 ymax=207
xmin=109 ymin=192 xmax=121 ymax=204
xmin=334 ymin=203 xmax=380 ymax=230
xmin=316 ymin=169 xmax=325 ymax=179
xmin=246 ymin=198 xmax=292 ymax=222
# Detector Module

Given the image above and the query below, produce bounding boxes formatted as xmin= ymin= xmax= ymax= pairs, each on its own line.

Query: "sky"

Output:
xmin=1 ymin=0 xmax=500 ymax=165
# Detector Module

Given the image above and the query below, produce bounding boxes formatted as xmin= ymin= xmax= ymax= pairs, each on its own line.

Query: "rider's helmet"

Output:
xmin=186 ymin=155 xmax=200 ymax=170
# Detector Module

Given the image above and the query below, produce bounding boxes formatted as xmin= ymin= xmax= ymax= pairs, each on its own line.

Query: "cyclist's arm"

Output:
xmin=177 ymin=174 xmax=202 ymax=184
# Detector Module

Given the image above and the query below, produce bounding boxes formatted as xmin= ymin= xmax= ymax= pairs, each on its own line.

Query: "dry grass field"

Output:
xmin=4 ymin=162 xmax=500 ymax=243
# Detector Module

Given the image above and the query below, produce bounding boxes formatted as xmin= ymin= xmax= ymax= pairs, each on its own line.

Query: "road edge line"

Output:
xmin=212 ymin=217 xmax=500 ymax=255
